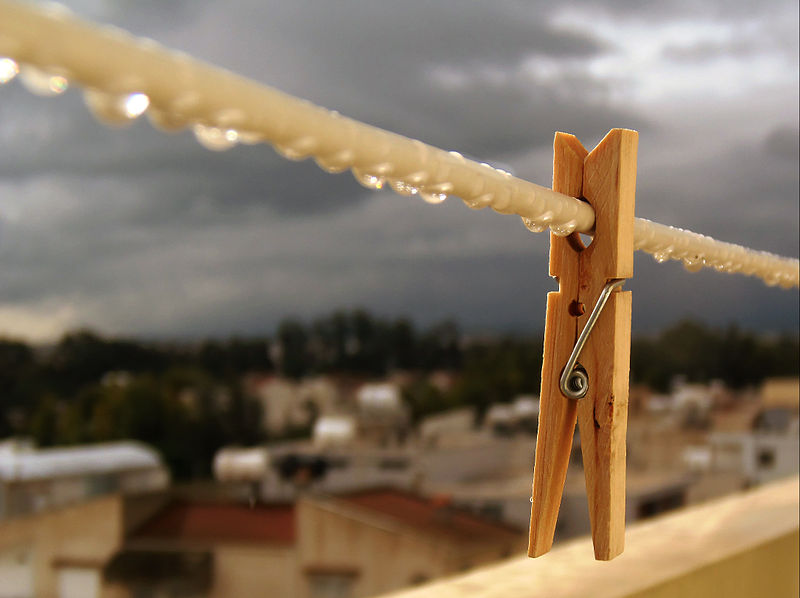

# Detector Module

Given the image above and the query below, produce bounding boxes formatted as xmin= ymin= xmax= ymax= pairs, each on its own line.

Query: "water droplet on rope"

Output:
xmin=147 ymin=109 xmax=189 ymax=132
xmin=315 ymin=150 xmax=354 ymax=173
xmin=352 ymin=169 xmax=385 ymax=190
xmin=682 ymin=256 xmax=704 ymax=273
xmin=19 ymin=66 xmax=68 ymax=96
xmin=420 ymin=182 xmax=452 ymax=204
xmin=463 ymin=193 xmax=493 ymax=209
xmin=653 ymin=252 xmax=670 ymax=264
xmin=551 ymin=221 xmax=577 ymax=237
xmin=0 ymin=58 xmax=19 ymax=84
xmin=420 ymin=191 xmax=447 ymax=204
xmin=389 ymin=180 xmax=418 ymax=196
xmin=522 ymin=217 xmax=549 ymax=233
xmin=193 ymin=124 xmax=239 ymax=151
xmin=778 ymin=273 xmax=795 ymax=289
xmin=274 ymin=138 xmax=315 ymax=161
xmin=84 ymin=90 xmax=150 ymax=125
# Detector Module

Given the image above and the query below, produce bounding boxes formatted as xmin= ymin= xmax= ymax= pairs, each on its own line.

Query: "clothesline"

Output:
xmin=0 ymin=0 xmax=797 ymax=289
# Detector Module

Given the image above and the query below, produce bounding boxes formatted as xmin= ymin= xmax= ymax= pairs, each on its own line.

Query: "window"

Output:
xmin=478 ymin=502 xmax=503 ymax=520
xmin=307 ymin=571 xmax=357 ymax=598
xmin=637 ymin=492 xmax=685 ymax=519
xmin=0 ymin=546 xmax=34 ymax=598
xmin=57 ymin=567 xmax=100 ymax=598
xmin=757 ymin=449 xmax=776 ymax=469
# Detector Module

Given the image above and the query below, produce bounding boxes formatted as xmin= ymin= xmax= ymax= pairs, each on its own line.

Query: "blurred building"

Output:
xmin=484 ymin=397 xmax=540 ymax=437
xmin=220 ymin=429 xmax=534 ymax=503
xmin=0 ymin=439 xmax=168 ymax=520
xmin=0 ymin=487 xmax=523 ymax=598
xmin=244 ymin=375 xmax=340 ymax=436
xmin=700 ymin=377 xmax=800 ymax=489
xmin=418 ymin=407 xmax=475 ymax=447
xmin=355 ymin=383 xmax=410 ymax=446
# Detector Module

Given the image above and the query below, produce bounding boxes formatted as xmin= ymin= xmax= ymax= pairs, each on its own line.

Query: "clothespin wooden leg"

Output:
xmin=528 ymin=132 xmax=588 ymax=557
xmin=529 ymin=129 xmax=637 ymax=561
xmin=577 ymin=129 xmax=637 ymax=560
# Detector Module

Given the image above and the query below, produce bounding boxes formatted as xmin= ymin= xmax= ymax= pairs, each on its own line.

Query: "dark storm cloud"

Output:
xmin=581 ymin=0 xmax=797 ymax=19
xmin=764 ymin=125 xmax=800 ymax=161
xmin=0 ymin=0 xmax=796 ymax=340
xmin=635 ymin=138 xmax=798 ymax=258
xmin=661 ymin=39 xmax=758 ymax=62
xmin=0 ymin=85 xmax=370 ymax=217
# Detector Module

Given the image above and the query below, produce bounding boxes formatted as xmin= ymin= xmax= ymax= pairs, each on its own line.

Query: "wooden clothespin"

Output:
xmin=529 ymin=129 xmax=638 ymax=561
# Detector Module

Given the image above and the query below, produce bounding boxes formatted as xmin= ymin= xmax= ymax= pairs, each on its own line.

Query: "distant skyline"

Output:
xmin=0 ymin=0 xmax=797 ymax=341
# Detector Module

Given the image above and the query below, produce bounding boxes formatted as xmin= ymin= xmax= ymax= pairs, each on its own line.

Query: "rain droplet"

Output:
xmin=653 ymin=251 xmax=670 ymax=264
xmin=0 ymin=58 xmax=19 ymax=84
xmin=274 ymin=137 xmax=316 ymax=161
xmin=18 ymin=65 xmax=68 ymax=96
xmin=419 ymin=182 xmax=452 ymax=205
xmin=463 ymin=193 xmax=493 ymax=209
xmin=420 ymin=191 xmax=447 ymax=204
xmin=551 ymin=221 xmax=577 ymax=237
xmin=352 ymin=168 xmax=385 ymax=190
xmin=389 ymin=180 xmax=418 ymax=196
xmin=124 ymin=93 xmax=150 ymax=118
xmin=315 ymin=150 xmax=354 ymax=173
xmin=714 ymin=261 xmax=735 ymax=273
xmin=522 ymin=217 xmax=549 ymax=233
xmin=682 ymin=256 xmax=704 ymax=273
xmin=193 ymin=124 xmax=239 ymax=151
xmin=147 ymin=108 xmax=189 ymax=132
xmin=530 ymin=497 xmax=534 ymax=503
xmin=84 ymin=90 xmax=150 ymax=125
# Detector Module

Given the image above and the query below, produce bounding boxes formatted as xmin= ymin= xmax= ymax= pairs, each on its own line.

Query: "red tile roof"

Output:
xmin=131 ymin=488 xmax=519 ymax=547
xmin=133 ymin=501 xmax=295 ymax=544
xmin=340 ymin=488 xmax=521 ymax=542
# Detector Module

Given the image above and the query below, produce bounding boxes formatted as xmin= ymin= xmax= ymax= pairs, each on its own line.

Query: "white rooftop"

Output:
xmin=357 ymin=383 xmax=402 ymax=411
xmin=0 ymin=439 xmax=164 ymax=482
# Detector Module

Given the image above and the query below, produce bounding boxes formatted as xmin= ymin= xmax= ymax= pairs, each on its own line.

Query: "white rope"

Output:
xmin=0 ymin=0 xmax=797 ymax=289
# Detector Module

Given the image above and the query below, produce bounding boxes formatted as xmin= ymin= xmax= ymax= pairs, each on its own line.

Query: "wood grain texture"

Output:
xmin=529 ymin=129 xmax=637 ymax=561
xmin=577 ymin=128 xmax=638 ymax=560
xmin=528 ymin=133 xmax=588 ymax=557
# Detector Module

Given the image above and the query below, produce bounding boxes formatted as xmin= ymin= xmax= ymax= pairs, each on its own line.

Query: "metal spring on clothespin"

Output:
xmin=560 ymin=279 xmax=626 ymax=399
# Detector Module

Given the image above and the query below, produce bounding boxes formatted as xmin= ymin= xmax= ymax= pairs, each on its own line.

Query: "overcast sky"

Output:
xmin=0 ymin=0 xmax=797 ymax=341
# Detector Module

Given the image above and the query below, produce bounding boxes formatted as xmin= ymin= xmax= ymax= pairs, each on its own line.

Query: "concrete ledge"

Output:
xmin=381 ymin=476 xmax=799 ymax=598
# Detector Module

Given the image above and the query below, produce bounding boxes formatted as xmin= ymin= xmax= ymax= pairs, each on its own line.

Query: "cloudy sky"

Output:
xmin=0 ymin=0 xmax=797 ymax=341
